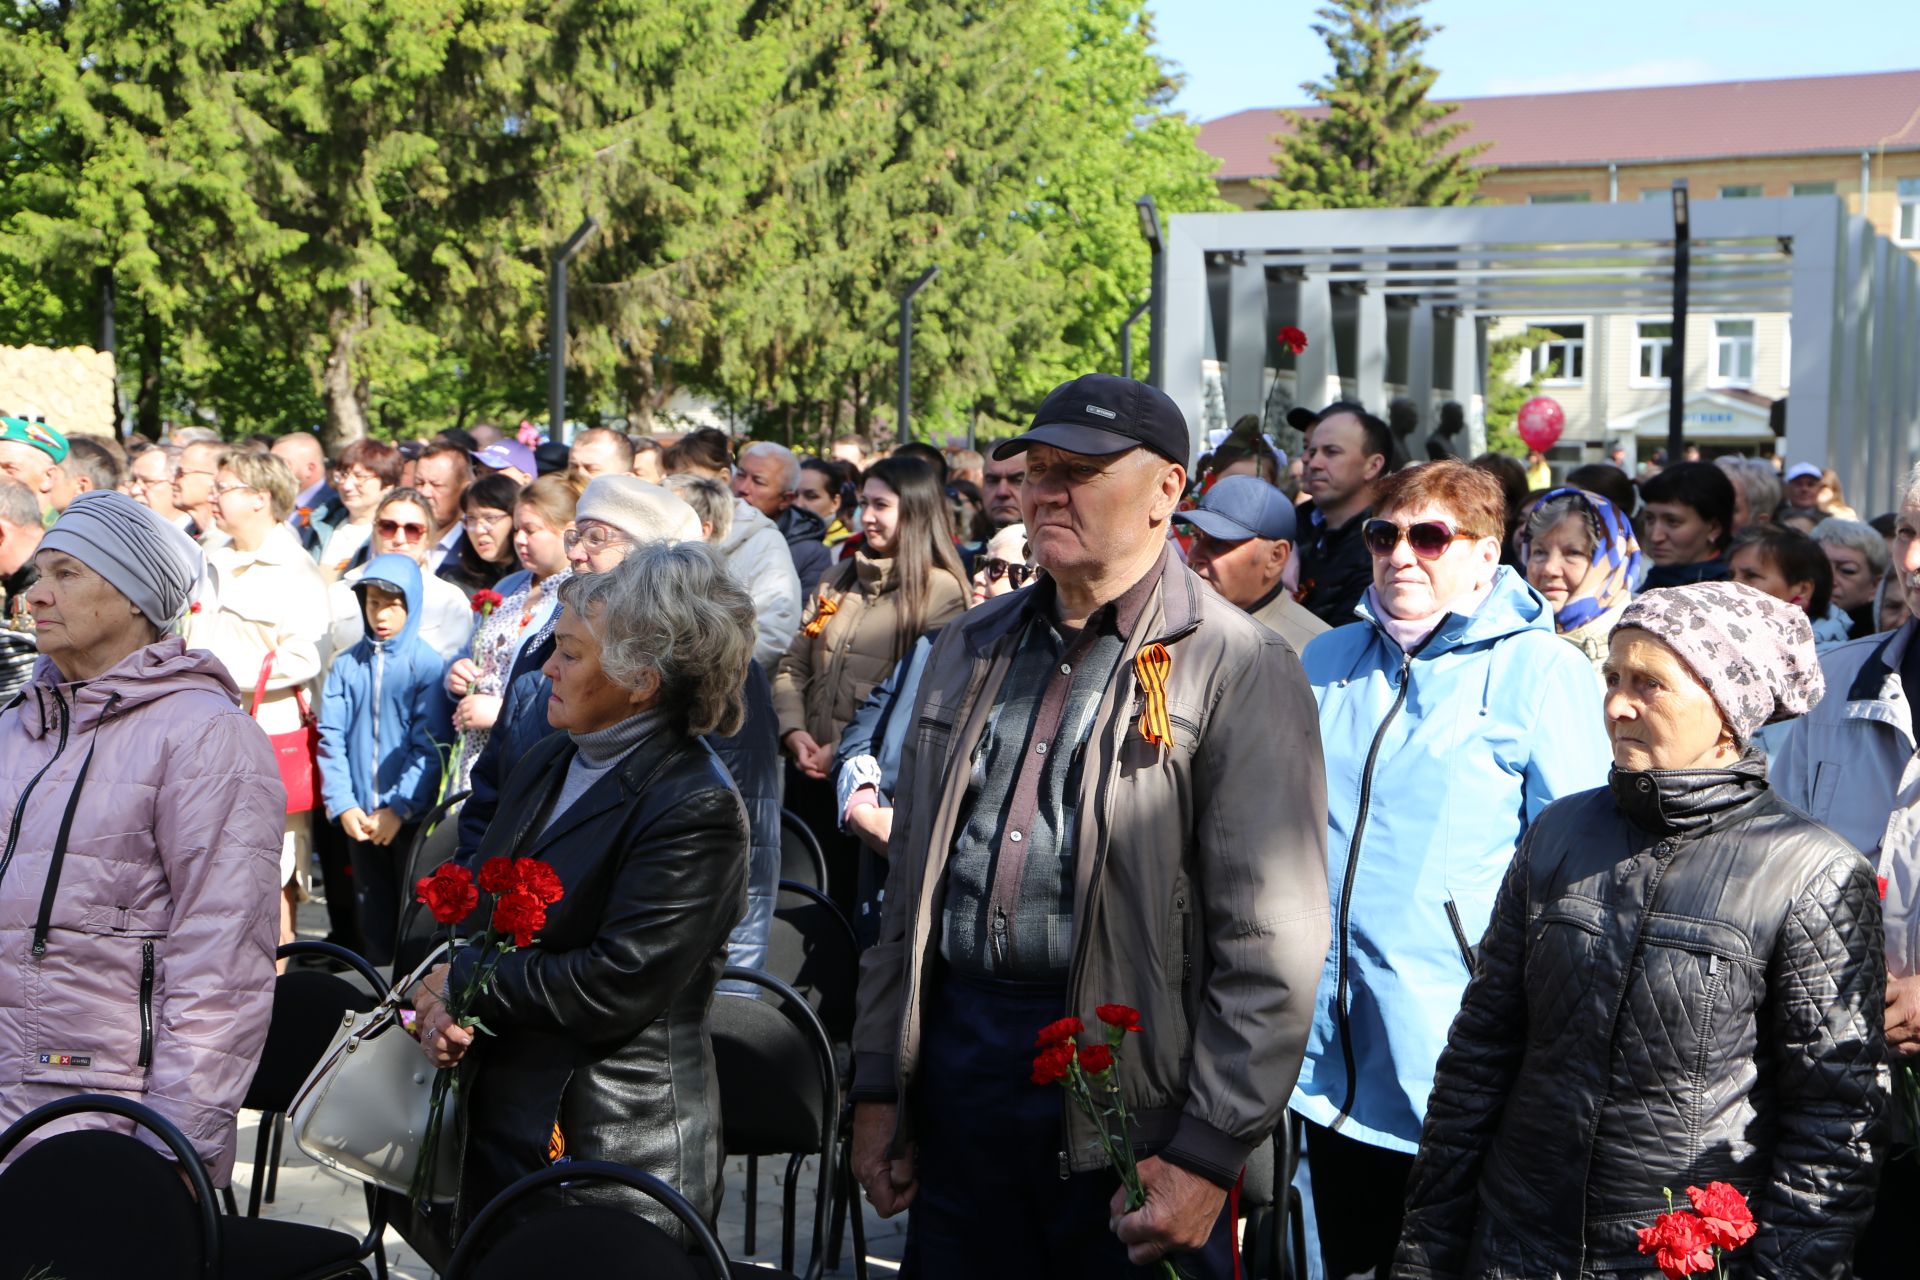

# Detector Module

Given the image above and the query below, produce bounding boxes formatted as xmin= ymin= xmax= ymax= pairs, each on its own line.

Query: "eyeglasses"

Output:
xmin=1362 ymin=518 xmax=1473 ymax=560
xmin=213 ymin=483 xmax=255 ymax=499
xmin=564 ymin=525 xmax=632 ymax=554
xmin=981 ymin=558 xmax=1033 ymax=587
xmin=174 ymin=467 xmax=218 ymax=482
xmin=462 ymin=510 xmax=511 ymax=531
xmin=334 ymin=468 xmax=382 ymax=487
xmin=376 ymin=518 xmax=429 ymax=540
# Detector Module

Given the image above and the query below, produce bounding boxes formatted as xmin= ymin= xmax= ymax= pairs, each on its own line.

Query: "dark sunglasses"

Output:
xmin=983 ymin=558 xmax=1033 ymax=587
xmin=1362 ymin=518 xmax=1471 ymax=560
xmin=376 ymin=518 xmax=428 ymax=540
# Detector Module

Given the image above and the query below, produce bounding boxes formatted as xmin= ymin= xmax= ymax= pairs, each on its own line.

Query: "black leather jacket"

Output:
xmin=446 ymin=721 xmax=748 ymax=1236
xmin=1395 ymin=758 xmax=1887 ymax=1279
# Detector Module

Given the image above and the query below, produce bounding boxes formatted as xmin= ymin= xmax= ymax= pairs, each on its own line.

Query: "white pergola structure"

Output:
xmin=1149 ymin=200 xmax=1920 ymax=512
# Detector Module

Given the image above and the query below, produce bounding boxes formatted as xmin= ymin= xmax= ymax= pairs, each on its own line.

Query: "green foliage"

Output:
xmin=1256 ymin=0 xmax=1486 ymax=211
xmin=1484 ymin=326 xmax=1561 ymax=457
xmin=0 ymin=1 xmax=1226 ymax=444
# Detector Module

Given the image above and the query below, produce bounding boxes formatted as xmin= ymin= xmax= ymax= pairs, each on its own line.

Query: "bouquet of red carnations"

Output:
xmin=408 ymin=856 xmax=565 ymax=1205
xmin=1031 ymin=1003 xmax=1179 ymax=1279
xmin=1636 ymin=1182 xmax=1755 ymax=1279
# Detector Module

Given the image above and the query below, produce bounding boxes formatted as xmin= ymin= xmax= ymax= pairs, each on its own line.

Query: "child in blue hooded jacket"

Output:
xmin=318 ymin=553 xmax=452 ymax=965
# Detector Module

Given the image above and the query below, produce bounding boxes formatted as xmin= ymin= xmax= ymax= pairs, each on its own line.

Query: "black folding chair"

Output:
xmin=390 ymin=789 xmax=469 ymax=979
xmin=0 ymin=1093 xmax=372 ymax=1280
xmin=443 ymin=1159 xmax=797 ymax=1280
xmin=779 ymin=807 xmax=829 ymax=892
xmin=763 ymin=880 xmax=866 ymax=1276
xmin=241 ymin=941 xmax=385 ymax=1219
xmin=713 ymin=967 xmax=840 ymax=1280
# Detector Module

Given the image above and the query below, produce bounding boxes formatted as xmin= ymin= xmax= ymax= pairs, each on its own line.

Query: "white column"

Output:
xmin=1407 ymin=302 xmax=1436 ymax=445
xmin=1158 ymin=218 xmax=1210 ymax=462
xmin=1784 ymin=207 xmax=1841 ymax=476
xmin=1452 ymin=313 xmax=1487 ymax=456
xmin=1356 ymin=282 xmax=1387 ymax=411
xmin=1295 ymin=274 xmax=1337 ymax=409
xmin=1225 ymin=259 xmax=1267 ymax=424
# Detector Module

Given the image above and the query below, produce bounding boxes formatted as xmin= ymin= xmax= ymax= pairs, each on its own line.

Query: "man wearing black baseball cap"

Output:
xmin=853 ymin=373 xmax=1328 ymax=1280
xmin=1175 ymin=475 xmax=1328 ymax=653
xmin=1288 ymin=400 xmax=1393 ymax=627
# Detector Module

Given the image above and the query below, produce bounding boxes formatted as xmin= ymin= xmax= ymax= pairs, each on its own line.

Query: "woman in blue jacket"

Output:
xmin=318 ymin=552 xmax=452 ymax=965
xmin=1291 ymin=460 xmax=1611 ymax=1278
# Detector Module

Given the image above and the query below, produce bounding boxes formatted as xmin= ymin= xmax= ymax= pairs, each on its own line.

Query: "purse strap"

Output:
xmin=250 ymin=651 xmax=275 ymax=719
xmin=357 ymin=940 xmax=455 ymax=1035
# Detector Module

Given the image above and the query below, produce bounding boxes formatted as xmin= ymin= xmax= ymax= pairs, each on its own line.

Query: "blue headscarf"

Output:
xmin=1520 ymin=487 xmax=1643 ymax=634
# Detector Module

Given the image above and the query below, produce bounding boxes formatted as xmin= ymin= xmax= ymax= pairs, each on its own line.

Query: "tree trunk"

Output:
xmin=319 ymin=284 xmax=370 ymax=454
xmin=135 ymin=313 xmax=163 ymax=441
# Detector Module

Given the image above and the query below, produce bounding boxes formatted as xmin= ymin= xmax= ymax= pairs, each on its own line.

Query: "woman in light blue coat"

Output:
xmin=1289 ymin=460 xmax=1612 ymax=1278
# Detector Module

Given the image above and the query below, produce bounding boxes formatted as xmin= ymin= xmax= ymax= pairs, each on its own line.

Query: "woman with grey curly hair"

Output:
xmin=412 ymin=540 xmax=759 ymax=1239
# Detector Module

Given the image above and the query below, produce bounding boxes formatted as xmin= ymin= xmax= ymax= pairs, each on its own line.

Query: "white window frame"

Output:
xmin=1631 ymin=319 xmax=1674 ymax=387
xmin=1718 ymin=184 xmax=1763 ymax=199
xmin=1709 ymin=318 xmax=1757 ymax=389
xmin=1791 ymin=181 xmax=1836 ymax=198
xmin=1899 ymin=177 xmax=1920 ymax=245
xmin=1528 ymin=192 xmax=1591 ymax=205
xmin=1517 ymin=319 xmax=1588 ymax=386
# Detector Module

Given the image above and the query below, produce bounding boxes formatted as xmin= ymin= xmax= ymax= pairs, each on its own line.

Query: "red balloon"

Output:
xmin=1516 ymin=396 xmax=1565 ymax=452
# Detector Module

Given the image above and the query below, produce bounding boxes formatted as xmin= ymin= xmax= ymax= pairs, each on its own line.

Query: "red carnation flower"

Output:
xmin=1030 ymin=1042 xmax=1074 ymax=1086
xmin=1879 ymin=875 xmax=1889 ymax=900
xmin=476 ymin=857 xmax=519 ymax=896
xmin=1277 ymin=326 xmax=1309 ymax=355
xmin=1685 ymin=1182 xmax=1756 ymax=1253
xmin=1034 ymin=1016 xmax=1084 ymax=1048
xmin=515 ymin=858 xmax=565 ymax=907
xmin=415 ymin=863 xmax=478 ymax=925
xmin=1078 ymin=1043 xmax=1114 ymax=1075
xmin=1095 ymin=1004 xmax=1143 ymax=1034
xmin=471 ymin=589 xmax=505 ymax=615
xmin=1636 ymin=1210 xmax=1715 ymax=1280
xmin=490 ymin=885 xmax=549 ymax=948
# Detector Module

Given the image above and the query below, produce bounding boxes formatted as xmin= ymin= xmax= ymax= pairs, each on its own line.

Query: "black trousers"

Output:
xmin=1301 ymin=1118 xmax=1415 ymax=1280
xmin=1855 ymin=1147 xmax=1919 ymax=1278
xmin=905 ymin=968 xmax=1238 ymax=1280
xmin=311 ymin=816 xmax=362 ymax=952
xmin=347 ymin=821 xmax=420 ymax=967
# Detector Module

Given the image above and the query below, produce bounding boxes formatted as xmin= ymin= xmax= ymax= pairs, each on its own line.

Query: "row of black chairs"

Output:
xmin=0 ymin=1092 xmax=807 ymax=1280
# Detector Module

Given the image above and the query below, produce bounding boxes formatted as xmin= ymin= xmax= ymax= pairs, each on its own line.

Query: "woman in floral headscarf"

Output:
xmin=1521 ymin=486 xmax=1643 ymax=674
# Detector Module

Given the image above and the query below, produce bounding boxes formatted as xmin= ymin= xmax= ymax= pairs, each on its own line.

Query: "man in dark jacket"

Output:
xmin=1289 ymin=402 xmax=1390 ymax=627
xmin=850 ymin=374 xmax=1328 ymax=1280
xmin=735 ymin=440 xmax=833 ymax=592
xmin=457 ymin=477 xmax=783 ymax=974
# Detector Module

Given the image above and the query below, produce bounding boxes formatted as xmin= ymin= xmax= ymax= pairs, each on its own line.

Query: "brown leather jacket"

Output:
xmin=851 ymin=546 xmax=1330 ymax=1185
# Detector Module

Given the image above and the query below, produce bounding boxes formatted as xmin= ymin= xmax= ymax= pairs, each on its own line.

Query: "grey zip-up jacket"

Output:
xmin=850 ymin=546 xmax=1331 ymax=1185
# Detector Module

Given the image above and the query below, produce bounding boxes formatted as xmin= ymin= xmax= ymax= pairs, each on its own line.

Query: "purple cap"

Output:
xmin=472 ymin=440 xmax=537 ymax=476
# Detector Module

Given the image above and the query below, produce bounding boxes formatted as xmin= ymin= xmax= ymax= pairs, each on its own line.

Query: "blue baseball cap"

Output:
xmin=472 ymin=440 xmax=537 ymax=476
xmin=1173 ymin=475 xmax=1297 ymax=544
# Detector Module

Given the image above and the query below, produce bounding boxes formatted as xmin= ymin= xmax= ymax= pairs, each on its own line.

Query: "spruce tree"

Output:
xmin=1257 ymin=0 xmax=1486 ymax=210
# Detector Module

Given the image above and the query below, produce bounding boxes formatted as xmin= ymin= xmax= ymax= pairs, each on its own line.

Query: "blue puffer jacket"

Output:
xmin=317 ymin=554 xmax=453 ymax=823
xmin=1291 ymin=566 xmax=1611 ymax=1153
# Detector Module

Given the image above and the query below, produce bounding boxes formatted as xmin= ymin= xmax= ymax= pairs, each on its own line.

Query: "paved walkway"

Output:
xmin=256 ymin=901 xmax=906 ymax=1276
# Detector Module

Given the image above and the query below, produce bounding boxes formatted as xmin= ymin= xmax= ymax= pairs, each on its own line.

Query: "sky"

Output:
xmin=1152 ymin=0 xmax=1920 ymax=123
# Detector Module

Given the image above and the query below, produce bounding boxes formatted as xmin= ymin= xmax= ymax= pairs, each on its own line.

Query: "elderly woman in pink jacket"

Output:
xmin=0 ymin=491 xmax=284 ymax=1186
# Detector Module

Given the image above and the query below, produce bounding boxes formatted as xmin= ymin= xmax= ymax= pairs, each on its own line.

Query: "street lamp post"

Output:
xmin=549 ymin=217 xmax=599 ymax=440
xmin=1136 ymin=196 xmax=1163 ymax=386
xmin=896 ymin=265 xmax=939 ymax=445
xmin=1119 ymin=296 xmax=1151 ymax=380
xmin=1667 ymin=180 xmax=1690 ymax=463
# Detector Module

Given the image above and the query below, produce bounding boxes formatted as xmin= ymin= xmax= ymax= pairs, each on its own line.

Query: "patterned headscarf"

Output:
xmin=1520 ymin=487 xmax=1642 ymax=634
xmin=1614 ymin=581 xmax=1824 ymax=744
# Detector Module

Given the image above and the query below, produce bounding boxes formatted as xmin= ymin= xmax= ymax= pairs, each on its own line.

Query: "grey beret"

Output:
xmin=40 ymin=490 xmax=204 ymax=628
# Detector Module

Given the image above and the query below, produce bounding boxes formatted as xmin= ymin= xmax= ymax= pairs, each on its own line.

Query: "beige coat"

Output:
xmin=1248 ymin=583 xmax=1330 ymax=654
xmin=773 ymin=553 xmax=965 ymax=749
xmin=186 ymin=525 xmax=332 ymax=735
xmin=851 ymin=548 xmax=1330 ymax=1184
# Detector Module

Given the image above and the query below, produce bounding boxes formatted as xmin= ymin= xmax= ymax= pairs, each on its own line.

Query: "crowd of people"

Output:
xmin=0 ymin=387 xmax=1914 ymax=1279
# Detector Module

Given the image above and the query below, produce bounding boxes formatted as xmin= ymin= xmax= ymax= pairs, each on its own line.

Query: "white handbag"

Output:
xmin=288 ymin=945 xmax=464 ymax=1200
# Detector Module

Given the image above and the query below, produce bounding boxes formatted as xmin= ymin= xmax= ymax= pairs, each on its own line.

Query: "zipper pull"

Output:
xmin=1058 ymin=1149 xmax=1070 ymax=1180
xmin=1707 ymin=954 xmax=1720 ymax=978
xmin=991 ymin=904 xmax=1010 ymax=967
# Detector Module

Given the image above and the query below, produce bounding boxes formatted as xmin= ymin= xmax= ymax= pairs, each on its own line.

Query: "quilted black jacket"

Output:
xmin=1395 ymin=758 xmax=1887 ymax=1279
